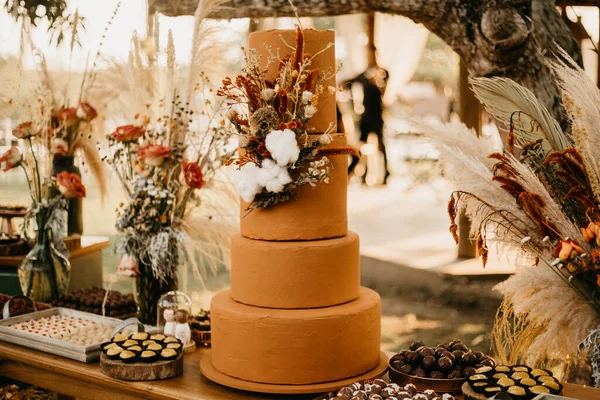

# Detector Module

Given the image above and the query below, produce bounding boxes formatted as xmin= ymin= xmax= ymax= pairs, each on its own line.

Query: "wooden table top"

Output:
xmin=0 ymin=340 xmax=597 ymax=400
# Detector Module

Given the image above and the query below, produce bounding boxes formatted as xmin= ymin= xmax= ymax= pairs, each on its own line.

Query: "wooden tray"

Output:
xmin=100 ymin=352 xmax=183 ymax=381
xmin=388 ymin=359 xmax=464 ymax=394
xmin=0 ymin=307 xmax=157 ymax=363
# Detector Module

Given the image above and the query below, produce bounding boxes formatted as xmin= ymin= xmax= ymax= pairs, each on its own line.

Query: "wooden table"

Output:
xmin=0 ymin=341 xmax=598 ymax=400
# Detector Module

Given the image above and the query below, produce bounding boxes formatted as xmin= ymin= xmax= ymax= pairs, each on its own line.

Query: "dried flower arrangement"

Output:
xmin=218 ymin=26 xmax=346 ymax=212
xmin=96 ymin=0 xmax=236 ymax=323
xmin=416 ymin=51 xmax=600 ymax=383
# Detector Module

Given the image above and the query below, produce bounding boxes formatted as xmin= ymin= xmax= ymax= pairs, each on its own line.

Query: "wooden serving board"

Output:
xmin=100 ymin=352 xmax=184 ymax=381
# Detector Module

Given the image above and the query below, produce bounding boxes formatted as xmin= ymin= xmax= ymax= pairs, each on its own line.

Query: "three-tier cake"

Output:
xmin=201 ymin=28 xmax=385 ymax=393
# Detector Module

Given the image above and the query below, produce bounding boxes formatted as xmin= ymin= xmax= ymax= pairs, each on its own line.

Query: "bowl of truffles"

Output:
xmin=388 ymin=340 xmax=496 ymax=393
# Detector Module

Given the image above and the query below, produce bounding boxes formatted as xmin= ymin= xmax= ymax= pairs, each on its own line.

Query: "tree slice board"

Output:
xmin=100 ymin=353 xmax=183 ymax=381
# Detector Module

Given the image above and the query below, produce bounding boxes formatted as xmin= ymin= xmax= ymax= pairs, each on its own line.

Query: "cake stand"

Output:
xmin=200 ymin=350 xmax=389 ymax=395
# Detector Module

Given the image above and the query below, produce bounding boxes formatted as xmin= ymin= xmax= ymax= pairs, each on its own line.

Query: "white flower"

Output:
xmin=261 ymin=88 xmax=275 ymax=102
xmin=256 ymin=159 xmax=291 ymax=193
xmin=233 ymin=162 xmax=262 ymax=203
xmin=301 ymin=91 xmax=313 ymax=104
xmin=304 ymin=104 xmax=317 ymax=119
xmin=318 ymin=133 xmax=332 ymax=145
xmin=265 ymin=129 xmax=300 ymax=166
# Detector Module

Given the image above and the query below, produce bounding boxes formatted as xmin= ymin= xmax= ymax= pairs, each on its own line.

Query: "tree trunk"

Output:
xmin=153 ymin=0 xmax=582 ymax=130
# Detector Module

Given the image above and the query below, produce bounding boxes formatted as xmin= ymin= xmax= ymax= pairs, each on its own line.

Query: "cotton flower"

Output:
xmin=305 ymin=104 xmax=317 ymax=119
xmin=234 ymin=162 xmax=262 ymax=203
xmin=256 ymin=159 xmax=292 ymax=193
xmin=265 ymin=129 xmax=300 ymax=166
xmin=301 ymin=91 xmax=313 ymax=104
xmin=261 ymin=88 xmax=275 ymax=102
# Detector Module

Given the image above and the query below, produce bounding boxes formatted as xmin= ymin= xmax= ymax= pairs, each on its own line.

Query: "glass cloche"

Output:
xmin=157 ymin=291 xmax=192 ymax=335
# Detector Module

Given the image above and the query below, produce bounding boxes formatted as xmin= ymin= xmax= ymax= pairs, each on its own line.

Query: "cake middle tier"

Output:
xmin=210 ymin=287 xmax=381 ymax=385
xmin=231 ymin=231 xmax=360 ymax=309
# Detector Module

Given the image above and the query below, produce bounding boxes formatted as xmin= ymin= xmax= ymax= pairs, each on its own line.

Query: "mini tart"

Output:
xmin=530 ymin=385 xmax=551 ymax=396
xmin=106 ymin=346 xmax=124 ymax=360
xmin=131 ymin=332 xmax=149 ymax=341
xmin=146 ymin=343 xmax=163 ymax=352
xmin=506 ymin=385 xmax=528 ymax=400
xmin=127 ymin=345 xmax=143 ymax=353
xmin=471 ymin=381 xmax=488 ymax=394
xmin=142 ymin=340 xmax=157 ymax=347
xmin=495 ymin=365 xmax=511 ymax=373
xmin=166 ymin=343 xmax=182 ymax=350
xmin=122 ymin=339 xmax=139 ymax=348
xmin=496 ymin=378 xmax=515 ymax=389
xmin=492 ymin=373 xmax=508 ymax=381
xmin=160 ymin=348 xmax=178 ymax=361
xmin=483 ymin=386 xmax=502 ymax=396
xmin=511 ymin=371 xmax=531 ymax=381
xmin=475 ymin=366 xmax=493 ymax=377
xmin=468 ymin=374 xmax=488 ymax=383
xmin=163 ymin=336 xmax=179 ymax=344
xmin=112 ymin=333 xmax=127 ymax=344
xmin=531 ymin=368 xmax=550 ymax=378
xmin=140 ymin=350 xmax=158 ymax=363
xmin=150 ymin=334 xmax=166 ymax=342
xmin=520 ymin=378 xmax=537 ymax=388
xmin=102 ymin=342 xmax=118 ymax=354
xmin=119 ymin=350 xmax=138 ymax=364
xmin=511 ymin=365 xmax=532 ymax=373
xmin=538 ymin=375 xmax=557 ymax=383
xmin=542 ymin=380 xmax=563 ymax=394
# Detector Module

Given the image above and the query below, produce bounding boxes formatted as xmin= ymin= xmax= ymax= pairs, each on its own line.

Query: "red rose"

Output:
xmin=76 ymin=102 xmax=98 ymax=121
xmin=0 ymin=146 xmax=22 ymax=172
xmin=138 ymin=144 xmax=172 ymax=166
xmin=56 ymin=171 xmax=86 ymax=199
xmin=56 ymin=107 xmax=79 ymax=127
xmin=110 ymin=125 xmax=145 ymax=142
xmin=180 ymin=161 xmax=205 ymax=189
xmin=12 ymin=121 xmax=37 ymax=139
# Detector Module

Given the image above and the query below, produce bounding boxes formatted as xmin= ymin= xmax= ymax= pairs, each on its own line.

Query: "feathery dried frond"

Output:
xmin=470 ymin=76 xmax=571 ymax=151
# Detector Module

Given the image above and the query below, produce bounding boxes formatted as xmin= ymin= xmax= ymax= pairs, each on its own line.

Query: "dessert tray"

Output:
xmin=0 ymin=299 xmax=158 ymax=363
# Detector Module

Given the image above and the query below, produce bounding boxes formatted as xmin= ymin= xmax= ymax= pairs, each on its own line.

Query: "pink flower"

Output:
xmin=110 ymin=125 xmax=145 ymax=142
xmin=180 ymin=161 xmax=205 ymax=189
xmin=12 ymin=121 xmax=37 ymax=139
xmin=51 ymin=138 xmax=70 ymax=157
xmin=56 ymin=107 xmax=79 ymax=127
xmin=0 ymin=146 xmax=22 ymax=172
xmin=117 ymin=254 xmax=140 ymax=278
xmin=56 ymin=171 xmax=86 ymax=199
xmin=138 ymin=144 xmax=172 ymax=166
xmin=76 ymin=102 xmax=98 ymax=121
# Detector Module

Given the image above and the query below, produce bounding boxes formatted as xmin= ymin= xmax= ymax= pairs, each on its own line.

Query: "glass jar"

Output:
xmin=156 ymin=291 xmax=192 ymax=335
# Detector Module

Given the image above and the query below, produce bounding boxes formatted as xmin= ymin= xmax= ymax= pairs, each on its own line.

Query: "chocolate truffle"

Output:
xmin=437 ymin=356 xmax=453 ymax=371
xmin=410 ymin=341 xmax=425 ymax=351
xmin=399 ymin=364 xmax=413 ymax=374
xmin=429 ymin=370 xmax=445 ymax=379
xmin=412 ymin=368 xmax=426 ymax=377
xmin=405 ymin=350 xmax=420 ymax=366
xmin=422 ymin=355 xmax=437 ymax=371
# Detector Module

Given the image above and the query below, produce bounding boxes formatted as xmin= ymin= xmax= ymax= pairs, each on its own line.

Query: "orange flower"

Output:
xmin=56 ymin=107 xmax=79 ymax=127
xmin=555 ymin=239 xmax=583 ymax=262
xmin=0 ymin=146 xmax=22 ymax=172
xmin=12 ymin=121 xmax=37 ymax=139
xmin=110 ymin=125 xmax=145 ymax=142
xmin=138 ymin=144 xmax=172 ymax=166
xmin=76 ymin=102 xmax=98 ymax=121
xmin=179 ymin=161 xmax=205 ymax=189
xmin=56 ymin=171 xmax=86 ymax=199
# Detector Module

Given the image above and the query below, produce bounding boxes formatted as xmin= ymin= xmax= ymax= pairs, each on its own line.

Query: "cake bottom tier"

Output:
xmin=210 ymin=287 xmax=381 ymax=385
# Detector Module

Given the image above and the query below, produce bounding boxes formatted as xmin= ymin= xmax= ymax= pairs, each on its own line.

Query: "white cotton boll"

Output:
xmin=301 ymin=91 xmax=313 ymax=104
xmin=265 ymin=129 xmax=300 ymax=166
xmin=257 ymin=159 xmax=292 ymax=193
xmin=305 ymin=104 xmax=317 ymax=118
xmin=233 ymin=163 xmax=262 ymax=202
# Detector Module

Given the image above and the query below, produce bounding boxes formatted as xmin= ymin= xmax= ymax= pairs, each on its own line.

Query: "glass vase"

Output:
xmin=135 ymin=259 xmax=178 ymax=326
xmin=19 ymin=228 xmax=71 ymax=303
xmin=52 ymin=156 xmax=83 ymax=235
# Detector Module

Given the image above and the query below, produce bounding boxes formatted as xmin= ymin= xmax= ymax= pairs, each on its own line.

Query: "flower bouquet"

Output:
xmin=0 ymin=128 xmax=86 ymax=302
xmin=416 ymin=50 xmax=600 ymax=383
xmin=218 ymin=26 xmax=351 ymax=212
xmin=99 ymin=1 xmax=235 ymax=325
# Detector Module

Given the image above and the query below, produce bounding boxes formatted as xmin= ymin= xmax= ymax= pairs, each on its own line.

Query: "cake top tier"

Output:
xmin=248 ymin=29 xmax=337 ymax=134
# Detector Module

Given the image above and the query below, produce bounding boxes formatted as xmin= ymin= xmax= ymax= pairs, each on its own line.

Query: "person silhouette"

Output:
xmin=344 ymin=44 xmax=390 ymax=184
